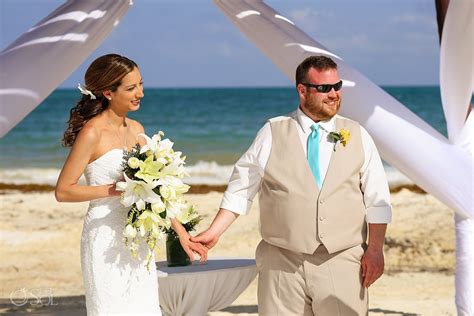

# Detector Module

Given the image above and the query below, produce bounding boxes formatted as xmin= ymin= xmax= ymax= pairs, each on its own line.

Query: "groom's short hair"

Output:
xmin=295 ymin=56 xmax=338 ymax=87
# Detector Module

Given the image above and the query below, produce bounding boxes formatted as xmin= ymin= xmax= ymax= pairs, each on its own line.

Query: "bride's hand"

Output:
xmin=108 ymin=183 xmax=122 ymax=196
xmin=178 ymin=235 xmax=208 ymax=263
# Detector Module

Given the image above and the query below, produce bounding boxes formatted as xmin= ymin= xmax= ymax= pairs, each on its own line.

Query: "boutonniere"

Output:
xmin=329 ymin=128 xmax=350 ymax=151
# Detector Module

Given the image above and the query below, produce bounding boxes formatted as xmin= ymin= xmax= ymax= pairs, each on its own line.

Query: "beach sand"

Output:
xmin=0 ymin=188 xmax=455 ymax=315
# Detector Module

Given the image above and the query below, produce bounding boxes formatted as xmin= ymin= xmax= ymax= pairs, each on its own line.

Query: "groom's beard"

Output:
xmin=304 ymin=95 xmax=341 ymax=121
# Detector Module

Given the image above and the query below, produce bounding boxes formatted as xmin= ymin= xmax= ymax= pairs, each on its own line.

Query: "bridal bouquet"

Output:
xmin=115 ymin=131 xmax=194 ymax=269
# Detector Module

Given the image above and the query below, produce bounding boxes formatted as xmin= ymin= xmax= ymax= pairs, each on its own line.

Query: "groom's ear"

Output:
xmin=296 ymin=83 xmax=306 ymax=99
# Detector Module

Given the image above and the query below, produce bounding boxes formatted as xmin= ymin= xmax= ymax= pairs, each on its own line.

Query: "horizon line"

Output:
xmin=55 ymin=84 xmax=442 ymax=90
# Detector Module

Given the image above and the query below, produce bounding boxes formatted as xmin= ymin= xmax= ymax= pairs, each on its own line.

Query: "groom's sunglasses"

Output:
xmin=301 ymin=80 xmax=343 ymax=93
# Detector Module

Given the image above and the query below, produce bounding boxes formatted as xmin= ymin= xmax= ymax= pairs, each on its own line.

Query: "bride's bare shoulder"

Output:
xmin=127 ymin=119 xmax=145 ymax=147
xmin=75 ymin=119 xmax=102 ymax=146
xmin=128 ymin=118 xmax=145 ymax=134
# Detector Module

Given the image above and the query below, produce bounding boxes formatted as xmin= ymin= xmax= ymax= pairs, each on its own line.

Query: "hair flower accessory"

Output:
xmin=77 ymin=83 xmax=96 ymax=100
xmin=329 ymin=128 xmax=350 ymax=151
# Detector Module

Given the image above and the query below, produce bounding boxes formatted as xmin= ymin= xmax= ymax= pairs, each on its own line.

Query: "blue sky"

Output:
xmin=1 ymin=0 xmax=440 ymax=87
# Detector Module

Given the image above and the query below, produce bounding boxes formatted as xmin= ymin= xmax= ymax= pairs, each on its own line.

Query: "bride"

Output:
xmin=55 ymin=54 xmax=207 ymax=315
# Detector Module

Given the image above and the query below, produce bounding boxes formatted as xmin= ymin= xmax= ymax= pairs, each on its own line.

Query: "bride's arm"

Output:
xmin=170 ymin=218 xmax=208 ymax=263
xmin=55 ymin=125 xmax=120 ymax=202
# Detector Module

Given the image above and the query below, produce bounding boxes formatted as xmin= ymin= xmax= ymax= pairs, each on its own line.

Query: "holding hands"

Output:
xmin=190 ymin=229 xmax=219 ymax=250
xmin=171 ymin=218 xmax=208 ymax=263
xmin=178 ymin=232 xmax=208 ymax=263
xmin=190 ymin=208 xmax=240 ymax=251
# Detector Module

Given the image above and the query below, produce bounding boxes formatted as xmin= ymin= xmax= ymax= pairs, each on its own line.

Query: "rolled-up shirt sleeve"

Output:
xmin=360 ymin=126 xmax=393 ymax=223
xmin=220 ymin=123 xmax=272 ymax=215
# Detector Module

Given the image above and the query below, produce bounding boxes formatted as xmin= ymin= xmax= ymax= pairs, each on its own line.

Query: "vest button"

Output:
xmin=319 ymin=216 xmax=324 ymax=221
xmin=320 ymin=200 xmax=324 ymax=204
xmin=319 ymin=233 xmax=325 ymax=238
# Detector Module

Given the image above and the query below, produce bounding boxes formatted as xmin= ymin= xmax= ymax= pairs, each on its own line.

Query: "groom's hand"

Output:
xmin=362 ymin=223 xmax=387 ymax=288
xmin=190 ymin=230 xmax=219 ymax=249
xmin=190 ymin=208 xmax=239 ymax=250
xmin=178 ymin=235 xmax=208 ymax=263
xmin=361 ymin=246 xmax=384 ymax=288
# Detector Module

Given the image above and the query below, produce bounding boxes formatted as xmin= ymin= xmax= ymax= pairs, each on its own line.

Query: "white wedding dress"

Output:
xmin=81 ymin=149 xmax=162 ymax=316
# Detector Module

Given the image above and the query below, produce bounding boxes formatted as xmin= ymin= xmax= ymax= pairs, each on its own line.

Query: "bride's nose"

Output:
xmin=137 ymin=87 xmax=144 ymax=99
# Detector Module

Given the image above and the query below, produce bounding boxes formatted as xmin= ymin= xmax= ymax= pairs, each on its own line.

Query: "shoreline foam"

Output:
xmin=0 ymin=158 xmax=422 ymax=194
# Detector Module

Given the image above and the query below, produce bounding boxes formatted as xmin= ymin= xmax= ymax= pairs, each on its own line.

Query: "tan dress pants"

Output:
xmin=256 ymin=240 xmax=368 ymax=316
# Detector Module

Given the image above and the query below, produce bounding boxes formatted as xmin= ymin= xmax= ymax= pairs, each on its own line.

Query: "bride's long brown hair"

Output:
xmin=62 ymin=54 xmax=138 ymax=147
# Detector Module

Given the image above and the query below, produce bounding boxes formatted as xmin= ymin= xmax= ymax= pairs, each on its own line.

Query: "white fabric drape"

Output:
xmin=213 ymin=0 xmax=472 ymax=219
xmin=157 ymin=259 xmax=258 ymax=315
xmin=440 ymin=1 xmax=474 ymax=315
xmin=0 ymin=0 xmax=132 ymax=138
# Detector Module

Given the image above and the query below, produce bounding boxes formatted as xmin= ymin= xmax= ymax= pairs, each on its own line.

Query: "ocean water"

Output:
xmin=0 ymin=86 xmax=446 ymax=186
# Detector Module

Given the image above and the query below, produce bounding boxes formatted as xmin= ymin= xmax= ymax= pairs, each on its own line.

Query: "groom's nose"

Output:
xmin=327 ymin=88 xmax=338 ymax=98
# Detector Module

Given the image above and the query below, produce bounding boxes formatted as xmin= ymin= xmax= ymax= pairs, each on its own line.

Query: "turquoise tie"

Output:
xmin=307 ymin=124 xmax=322 ymax=188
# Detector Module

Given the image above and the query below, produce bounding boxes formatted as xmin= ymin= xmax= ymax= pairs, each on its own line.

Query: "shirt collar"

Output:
xmin=296 ymin=107 xmax=336 ymax=134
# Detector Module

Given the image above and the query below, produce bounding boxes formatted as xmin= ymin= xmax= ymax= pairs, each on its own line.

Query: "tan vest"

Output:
xmin=259 ymin=115 xmax=367 ymax=254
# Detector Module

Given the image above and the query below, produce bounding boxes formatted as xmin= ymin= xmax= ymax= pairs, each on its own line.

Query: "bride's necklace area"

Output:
xmin=107 ymin=115 xmax=129 ymax=151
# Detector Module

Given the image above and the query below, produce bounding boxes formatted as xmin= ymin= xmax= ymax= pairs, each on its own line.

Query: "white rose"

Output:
xmin=123 ymin=224 xmax=137 ymax=239
xmin=127 ymin=157 xmax=140 ymax=169
xmin=151 ymin=200 xmax=166 ymax=213
xmin=159 ymin=185 xmax=172 ymax=200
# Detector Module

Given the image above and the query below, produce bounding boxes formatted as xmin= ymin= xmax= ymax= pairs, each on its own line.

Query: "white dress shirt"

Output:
xmin=220 ymin=108 xmax=392 ymax=224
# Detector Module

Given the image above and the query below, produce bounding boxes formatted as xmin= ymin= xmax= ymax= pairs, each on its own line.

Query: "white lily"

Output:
xmin=115 ymin=173 xmax=161 ymax=208
xmin=155 ymin=139 xmax=174 ymax=159
xmin=138 ymin=132 xmax=173 ymax=158
xmin=160 ymin=155 xmax=187 ymax=178
xmin=160 ymin=177 xmax=190 ymax=195
xmin=135 ymin=155 xmax=165 ymax=183
xmin=157 ymin=175 xmax=187 ymax=188
xmin=138 ymin=132 xmax=163 ymax=154
xmin=136 ymin=210 xmax=171 ymax=237
xmin=171 ymin=151 xmax=186 ymax=164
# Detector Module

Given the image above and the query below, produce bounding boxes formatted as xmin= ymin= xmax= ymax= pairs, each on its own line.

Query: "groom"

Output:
xmin=193 ymin=56 xmax=392 ymax=315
